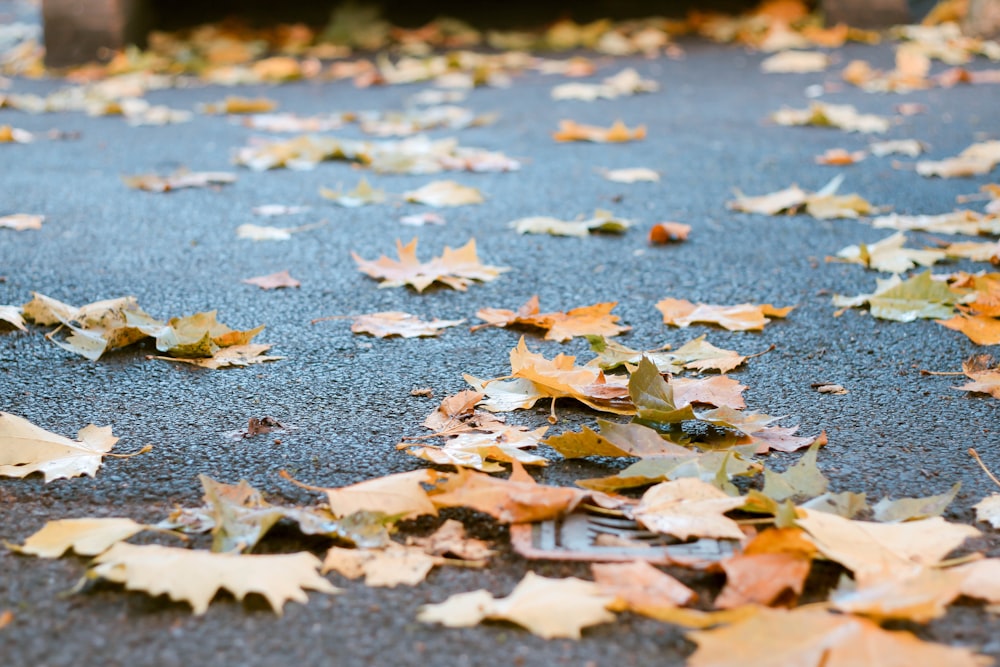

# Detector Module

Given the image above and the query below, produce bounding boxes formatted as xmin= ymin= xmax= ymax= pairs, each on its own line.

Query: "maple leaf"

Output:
xmin=873 ymin=482 xmax=960 ymax=522
xmin=869 ymin=139 xmax=926 ymax=157
xmin=22 ymin=293 xmax=158 ymax=360
xmin=795 ymin=510 xmax=980 ymax=585
xmin=417 ymin=571 xmax=615 ymax=639
xmin=715 ymin=552 xmax=811 ymax=608
xmin=830 ymin=567 xmax=967 ymax=623
xmin=686 ymin=607 xmax=989 ymax=667
xmin=351 ymin=312 xmax=465 ymax=339
xmin=587 ymin=335 xmax=747 ymax=374
xmin=406 ymin=519 xmax=495 ymax=562
xmin=544 ymin=419 xmax=692 ymax=460
xmin=800 ymin=490 xmax=870 ymax=519
xmin=404 ymin=180 xmax=484 ymax=206
xmin=139 ymin=310 xmax=264 ymax=358
xmin=833 ymin=271 xmax=965 ymax=321
xmin=551 ymin=68 xmax=657 ymax=101
xmin=553 ymin=119 xmax=646 ymax=143
xmin=152 ymin=344 xmax=283 ymax=369
xmin=509 ymin=210 xmax=631 ymax=237
xmin=419 ymin=390 xmax=499 ymax=435
xmin=87 ymin=543 xmax=339 ymax=615
xmin=323 ymin=543 xmax=444 ymax=587
xmin=295 ymin=469 xmax=443 ymax=521
xmin=199 ymin=96 xmax=278 ymax=114
xmin=649 ymin=222 xmax=691 ymax=244
xmin=656 ymin=298 xmax=793 ymax=331
xmin=576 ymin=448 xmax=760 ymax=493
xmin=466 ymin=337 xmax=633 ymax=416
xmin=122 ymin=170 xmax=236 ymax=193
xmin=241 ymin=270 xmax=301 ymax=290
xmin=728 ymin=177 xmax=876 ymax=219
xmin=0 ymin=213 xmax=44 ymax=231
xmin=473 ymin=295 xmax=630 ymax=342
xmin=0 ymin=305 xmax=26 ymax=331
xmin=873 ymin=210 xmax=1000 ymax=236
xmin=942 ymin=239 xmax=1000 ymax=263
xmin=352 ymin=238 xmax=508 ymax=292
xmin=0 ymin=413 xmax=123 ymax=482
xmin=429 ymin=462 xmax=586 ymax=523
xmin=628 ymin=356 xmax=697 ymax=424
xmin=7 ymin=518 xmax=146 ymax=557
xmin=403 ymin=425 xmax=549 ymax=472
xmin=831 ymin=232 xmax=947 ymax=273
xmin=974 ymin=494 xmax=1000 ymax=528
xmin=955 ymin=558 xmax=1000 ymax=605
xmin=592 ymin=561 xmax=696 ymax=615
xmin=728 ymin=184 xmax=808 ymax=215
xmin=952 ymin=354 xmax=1000 ymax=398
xmin=319 ymin=178 xmax=387 ymax=207
xmin=761 ymin=441 xmax=828 ymax=502
xmin=770 ymin=102 xmax=890 ymax=133
xmin=916 ymin=140 xmax=1000 ymax=178
xmin=600 ymin=167 xmax=659 ymax=183
xmin=630 ymin=478 xmax=746 ymax=540
xmin=761 ymin=50 xmax=829 ymax=73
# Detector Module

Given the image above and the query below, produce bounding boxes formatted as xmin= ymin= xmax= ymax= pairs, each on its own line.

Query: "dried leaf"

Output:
xmin=832 ymin=232 xmax=947 ymax=273
xmin=870 ymin=139 xmax=926 ymax=157
xmin=252 ymin=204 xmax=311 ymax=216
xmin=760 ymin=50 xmax=830 ymax=73
xmin=473 ymin=295 xmax=629 ymax=342
xmin=873 ymin=482 xmax=960 ymax=522
xmin=815 ymin=148 xmax=866 ymax=166
xmin=352 ymin=238 xmax=508 ymax=292
xmin=592 ymin=561 xmax=696 ymax=615
xmin=241 ymin=270 xmax=301 ymax=290
xmin=771 ymin=102 xmax=890 ymax=133
xmin=577 ymin=450 xmax=759 ymax=493
xmin=319 ymin=178 xmax=387 ymax=207
xmin=873 ymin=210 xmax=1000 ymax=236
xmin=0 ymin=413 xmax=121 ymax=482
xmin=649 ymin=222 xmax=691 ymax=244
xmin=830 ymin=568 xmax=966 ymax=622
xmin=351 ymin=312 xmax=465 ymax=338
xmin=657 ymin=298 xmax=793 ymax=331
xmin=955 ymin=558 xmax=1000 ymax=604
xmin=953 ymin=354 xmax=1000 ymax=398
xmin=317 ymin=469 xmax=442 ymax=521
xmin=509 ymin=210 xmax=631 ymax=237
xmin=404 ymin=180 xmax=484 ymax=207
xmin=833 ymin=271 xmax=964 ymax=321
xmin=761 ymin=441 xmax=828 ymax=502
xmin=551 ymin=68 xmax=658 ymax=100
xmin=728 ymin=185 xmax=808 ymax=215
xmin=8 ymin=518 xmax=146 ymax=557
xmin=199 ymin=96 xmax=278 ymax=114
xmin=0 ymin=213 xmax=43 ymax=231
xmin=0 ymin=305 xmax=26 ymax=331
xmin=715 ymin=552 xmax=811 ymax=608
xmin=152 ymin=344 xmax=283 ymax=369
xmin=323 ymin=543 xmax=442 ymax=586
xmin=418 ymin=572 xmax=615 ymax=639
xmin=22 ymin=293 xmax=158 ymax=360
xmin=404 ymin=425 xmax=548 ymax=472
xmin=631 ymin=478 xmax=746 ymax=540
xmin=600 ymin=167 xmax=659 ymax=183
xmin=406 ymin=519 xmax=495 ymax=562
xmin=974 ymin=494 xmax=1000 ymax=528
xmin=553 ymin=119 xmax=646 ymax=143
xmin=88 ymin=543 xmax=339 ymax=615
xmin=916 ymin=141 xmax=1000 ymax=178
xmin=123 ymin=171 xmax=236 ymax=193
xmin=400 ymin=212 xmax=445 ymax=226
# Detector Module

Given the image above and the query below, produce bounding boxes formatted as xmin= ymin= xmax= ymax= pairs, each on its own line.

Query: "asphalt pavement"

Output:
xmin=1 ymin=27 xmax=999 ymax=667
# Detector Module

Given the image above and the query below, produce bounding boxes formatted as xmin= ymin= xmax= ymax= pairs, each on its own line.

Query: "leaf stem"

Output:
xmin=969 ymin=448 xmax=1000 ymax=489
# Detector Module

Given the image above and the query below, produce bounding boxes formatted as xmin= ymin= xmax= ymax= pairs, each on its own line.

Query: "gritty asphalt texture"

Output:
xmin=1 ymin=23 xmax=1000 ymax=667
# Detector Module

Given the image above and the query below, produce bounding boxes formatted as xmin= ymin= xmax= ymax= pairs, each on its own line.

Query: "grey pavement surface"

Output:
xmin=1 ymin=31 xmax=1000 ymax=667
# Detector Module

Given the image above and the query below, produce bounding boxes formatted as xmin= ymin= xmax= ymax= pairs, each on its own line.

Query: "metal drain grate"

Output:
xmin=511 ymin=505 xmax=737 ymax=566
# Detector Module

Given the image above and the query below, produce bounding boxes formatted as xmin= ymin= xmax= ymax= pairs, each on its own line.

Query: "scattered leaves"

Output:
xmin=831 ymin=232 xmax=947 ymax=273
xmin=916 ymin=141 xmax=1000 ymax=178
xmin=319 ymin=178 xmax=387 ymax=207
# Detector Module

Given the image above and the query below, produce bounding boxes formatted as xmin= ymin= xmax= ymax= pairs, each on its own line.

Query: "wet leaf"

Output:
xmin=418 ymin=571 xmax=615 ymax=639
xmin=87 ymin=543 xmax=339 ymax=615
xmin=0 ymin=413 xmax=122 ymax=482
xmin=352 ymin=238 xmax=508 ymax=292
xmin=351 ymin=312 xmax=465 ymax=338
xmin=544 ymin=419 xmax=691 ymax=460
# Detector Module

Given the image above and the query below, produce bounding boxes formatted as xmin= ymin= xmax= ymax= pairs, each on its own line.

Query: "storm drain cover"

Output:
xmin=511 ymin=505 xmax=738 ymax=566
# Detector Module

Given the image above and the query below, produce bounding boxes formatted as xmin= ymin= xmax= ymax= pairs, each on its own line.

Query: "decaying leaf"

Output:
xmin=715 ymin=552 xmax=811 ymax=609
xmin=916 ymin=141 xmax=1000 ymax=178
xmin=0 ymin=412 xmax=122 ymax=482
xmin=833 ymin=271 xmax=965 ymax=321
xmin=509 ymin=210 xmax=631 ymax=237
xmin=87 ymin=543 xmax=339 ymax=615
xmin=686 ymin=607 xmax=988 ymax=667
xmin=592 ymin=561 xmax=696 ymax=615
xmin=418 ymin=571 xmax=615 ymax=639
xmin=796 ymin=510 xmax=980 ymax=585
xmin=771 ymin=102 xmax=890 ymax=133
xmin=873 ymin=482 xmax=960 ymax=522
xmin=404 ymin=180 xmax=484 ymax=207
xmin=760 ymin=50 xmax=830 ymax=73
xmin=630 ymin=478 xmax=746 ymax=540
xmin=974 ymin=494 xmax=1000 ymax=528
xmin=323 ymin=543 xmax=443 ymax=587
xmin=473 ymin=295 xmax=629 ymax=342
xmin=122 ymin=170 xmax=236 ymax=193
xmin=600 ymin=167 xmax=659 ymax=183
xmin=831 ymin=232 xmax=947 ymax=273
xmin=0 ymin=213 xmax=44 ymax=231
xmin=553 ymin=119 xmax=646 ymax=143
xmin=241 ymin=270 xmax=300 ymax=290
xmin=953 ymin=355 xmax=1000 ymax=398
xmin=544 ymin=419 xmax=693 ymax=460
xmin=656 ymin=298 xmax=793 ymax=331
xmin=0 ymin=305 xmax=27 ymax=331
xmin=352 ymin=238 xmax=508 ymax=292
xmin=319 ymin=178 xmax=387 ymax=207
xmin=8 ymin=518 xmax=146 ymax=557
xmin=649 ymin=222 xmax=691 ymax=244
xmin=351 ymin=312 xmax=465 ymax=339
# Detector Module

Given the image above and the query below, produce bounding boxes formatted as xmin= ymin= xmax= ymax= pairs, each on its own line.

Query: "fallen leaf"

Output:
xmin=151 ymin=343 xmax=283 ymax=369
xmin=728 ymin=184 xmax=808 ymax=215
xmin=323 ymin=543 xmax=443 ymax=586
xmin=351 ymin=312 xmax=465 ymax=338
xmin=7 ymin=518 xmax=146 ymax=557
xmin=313 ymin=469 xmax=442 ymax=521
xmin=974 ymin=494 xmax=1000 ymax=528
xmin=553 ymin=119 xmax=646 ymax=143
xmin=551 ymin=68 xmax=658 ymax=101
xmin=122 ymin=170 xmax=236 ymax=193
xmin=358 ymin=106 xmax=495 ymax=137
xmin=0 ymin=124 xmax=32 ymax=143
xmin=761 ymin=441 xmax=828 ymax=502
xmin=812 ymin=382 xmax=848 ymax=394
xmin=832 ymin=232 xmax=947 ymax=273
xmin=872 ymin=210 xmax=1000 ymax=236
xmin=472 ymin=295 xmax=630 ymax=342
xmin=576 ymin=449 xmax=759 ymax=493
xmin=592 ymin=561 xmax=696 ymax=615
xmin=686 ymin=607 xmax=988 ymax=667
xmin=88 ymin=543 xmax=339 ymax=615
xmin=251 ymin=204 xmax=311 ymax=216
xmin=404 ymin=424 xmax=548 ymax=472
xmin=587 ymin=335 xmax=747 ymax=374
xmin=0 ymin=413 xmax=121 ymax=482
xmin=509 ymin=210 xmax=631 ymax=237
xmin=418 ymin=571 xmax=615 ymax=639
xmin=953 ymin=354 xmax=1000 ymax=398
xmin=715 ymin=552 xmax=811 ymax=608
xmin=319 ymin=178 xmax=387 ymax=207
xmin=830 ymin=567 xmax=967 ymax=622
xmin=0 ymin=305 xmax=26 ymax=331
xmin=242 ymin=113 xmax=348 ymax=133
xmin=630 ymin=478 xmax=746 ymax=540
xmin=236 ymin=220 xmax=325 ymax=241
xmin=404 ymin=180 xmax=484 ymax=206
xmin=799 ymin=491 xmax=869 ymax=519
xmin=0 ymin=610 xmax=10 ymax=630
xmin=955 ymin=558 xmax=1000 ymax=604
xmin=544 ymin=419 xmax=693 ymax=460
xmin=0 ymin=213 xmax=43 ymax=230
xmin=917 ymin=141 xmax=1000 ymax=178
xmin=873 ymin=482 xmax=960 ymax=522
xmin=199 ymin=96 xmax=278 ymax=114
xmin=406 ymin=519 xmax=495 ymax=561
xmin=649 ymin=222 xmax=691 ymax=244
xmin=815 ymin=148 xmax=866 ymax=165
xmin=771 ymin=102 xmax=890 ymax=133
xmin=760 ymin=50 xmax=830 ymax=73
xmin=600 ymin=167 xmax=659 ymax=183
xmin=869 ymin=139 xmax=926 ymax=157
xmin=352 ymin=238 xmax=508 ymax=292
xmin=656 ymin=298 xmax=793 ymax=331
xmin=241 ymin=270 xmax=300 ymax=290
xmin=796 ymin=510 xmax=980 ymax=585
xmin=942 ymin=239 xmax=1000 ymax=263
xmin=833 ymin=271 xmax=964 ymax=321
xmin=400 ymin=212 xmax=445 ymax=226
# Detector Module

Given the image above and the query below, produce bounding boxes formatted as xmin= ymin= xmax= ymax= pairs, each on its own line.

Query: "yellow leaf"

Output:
xmin=0 ymin=413 xmax=121 ymax=482
xmin=8 ymin=518 xmax=145 ymax=557
xmin=656 ymin=298 xmax=793 ymax=331
xmin=553 ymin=119 xmax=646 ymax=143
xmin=632 ymin=478 xmax=746 ymax=540
xmin=404 ymin=180 xmax=484 ymax=207
xmin=352 ymin=238 xmax=508 ymax=292
xmin=323 ymin=543 xmax=442 ymax=587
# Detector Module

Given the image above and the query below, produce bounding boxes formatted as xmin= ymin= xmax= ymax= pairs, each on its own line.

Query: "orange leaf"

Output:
xmin=553 ymin=119 xmax=646 ymax=143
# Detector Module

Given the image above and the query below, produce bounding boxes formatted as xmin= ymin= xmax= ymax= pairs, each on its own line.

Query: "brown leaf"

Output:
xmin=151 ymin=343 xmax=283 ymax=370
xmin=553 ymin=119 xmax=646 ymax=143
xmin=952 ymin=354 xmax=1000 ymax=398
xmin=241 ymin=270 xmax=301 ymax=290
xmin=200 ymin=96 xmax=278 ymax=114
xmin=352 ymin=238 xmax=508 ymax=292
xmin=323 ymin=543 xmax=442 ymax=587
xmin=815 ymin=148 xmax=866 ymax=165
xmin=351 ymin=312 xmax=465 ymax=338
xmin=715 ymin=553 xmax=810 ymax=609
xmin=0 ymin=610 xmax=11 ymax=630
xmin=648 ymin=222 xmax=691 ymax=244
xmin=406 ymin=519 xmax=495 ymax=562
